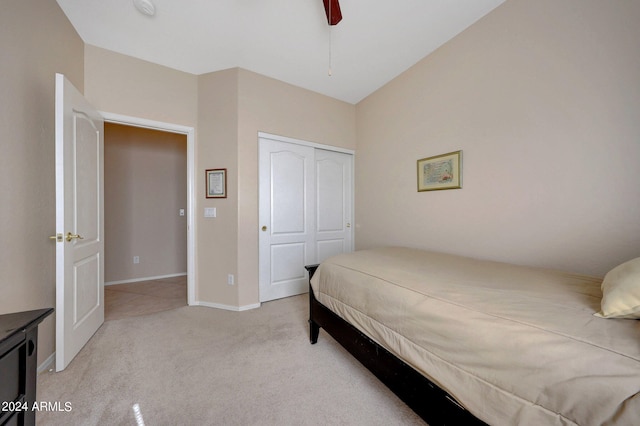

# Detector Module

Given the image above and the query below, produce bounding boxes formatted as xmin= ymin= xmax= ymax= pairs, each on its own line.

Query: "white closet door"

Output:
xmin=259 ymin=139 xmax=316 ymax=302
xmin=315 ymin=149 xmax=353 ymax=263
xmin=259 ymin=135 xmax=354 ymax=303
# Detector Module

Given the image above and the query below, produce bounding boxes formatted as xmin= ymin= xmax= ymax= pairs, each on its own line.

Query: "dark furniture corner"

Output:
xmin=0 ymin=308 xmax=54 ymax=426
xmin=304 ymin=264 xmax=484 ymax=425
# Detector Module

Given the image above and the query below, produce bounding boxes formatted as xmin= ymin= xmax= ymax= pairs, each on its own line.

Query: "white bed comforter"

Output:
xmin=310 ymin=247 xmax=640 ymax=425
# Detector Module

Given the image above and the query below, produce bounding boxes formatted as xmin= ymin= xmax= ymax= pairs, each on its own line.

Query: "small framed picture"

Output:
xmin=206 ymin=168 xmax=227 ymax=198
xmin=417 ymin=151 xmax=462 ymax=192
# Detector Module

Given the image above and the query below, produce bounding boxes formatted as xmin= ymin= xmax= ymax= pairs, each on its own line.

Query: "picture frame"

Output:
xmin=205 ymin=168 xmax=227 ymax=198
xmin=417 ymin=150 xmax=462 ymax=192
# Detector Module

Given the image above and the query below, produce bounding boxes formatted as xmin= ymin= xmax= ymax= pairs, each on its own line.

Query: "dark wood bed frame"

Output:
xmin=306 ymin=264 xmax=486 ymax=425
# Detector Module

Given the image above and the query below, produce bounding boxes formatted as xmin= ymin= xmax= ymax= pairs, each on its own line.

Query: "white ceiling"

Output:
xmin=56 ymin=0 xmax=505 ymax=104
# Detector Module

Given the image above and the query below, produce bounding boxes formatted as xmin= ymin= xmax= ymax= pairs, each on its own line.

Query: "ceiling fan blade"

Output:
xmin=323 ymin=0 xmax=342 ymax=26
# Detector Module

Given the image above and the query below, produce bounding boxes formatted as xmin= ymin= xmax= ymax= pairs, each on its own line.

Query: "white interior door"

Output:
xmin=315 ymin=149 xmax=353 ymax=263
xmin=259 ymin=139 xmax=316 ymax=302
xmin=259 ymin=135 xmax=354 ymax=303
xmin=54 ymin=73 xmax=104 ymax=371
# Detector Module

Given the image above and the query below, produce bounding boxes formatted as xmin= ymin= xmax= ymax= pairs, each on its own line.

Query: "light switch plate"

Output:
xmin=204 ymin=207 xmax=216 ymax=218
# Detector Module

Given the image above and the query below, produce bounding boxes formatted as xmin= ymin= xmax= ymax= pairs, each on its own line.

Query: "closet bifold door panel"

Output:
xmin=259 ymin=139 xmax=316 ymax=302
xmin=315 ymin=148 xmax=352 ymax=264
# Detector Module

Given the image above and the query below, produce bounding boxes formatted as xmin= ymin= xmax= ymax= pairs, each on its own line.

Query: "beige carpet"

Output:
xmin=37 ymin=294 xmax=425 ymax=425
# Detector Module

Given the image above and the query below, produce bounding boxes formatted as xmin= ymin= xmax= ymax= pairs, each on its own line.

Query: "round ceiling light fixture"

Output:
xmin=133 ymin=0 xmax=156 ymax=17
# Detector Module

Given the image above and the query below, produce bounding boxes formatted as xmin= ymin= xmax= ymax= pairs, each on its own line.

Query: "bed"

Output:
xmin=306 ymin=247 xmax=640 ymax=425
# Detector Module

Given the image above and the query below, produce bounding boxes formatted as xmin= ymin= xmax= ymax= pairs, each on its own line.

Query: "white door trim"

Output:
xmin=258 ymin=132 xmax=355 ymax=155
xmin=99 ymin=111 xmax=196 ymax=306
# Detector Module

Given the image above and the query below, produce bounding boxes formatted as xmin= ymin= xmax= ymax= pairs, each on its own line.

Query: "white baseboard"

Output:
xmin=193 ymin=300 xmax=261 ymax=312
xmin=106 ymin=273 xmax=187 ymax=286
xmin=38 ymin=351 xmax=56 ymax=374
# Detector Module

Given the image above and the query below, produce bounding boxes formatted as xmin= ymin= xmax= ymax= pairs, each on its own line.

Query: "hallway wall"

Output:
xmin=104 ymin=123 xmax=188 ymax=283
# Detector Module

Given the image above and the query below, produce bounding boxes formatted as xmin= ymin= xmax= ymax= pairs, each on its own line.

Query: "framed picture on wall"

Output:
xmin=417 ymin=150 xmax=462 ymax=191
xmin=206 ymin=168 xmax=227 ymax=198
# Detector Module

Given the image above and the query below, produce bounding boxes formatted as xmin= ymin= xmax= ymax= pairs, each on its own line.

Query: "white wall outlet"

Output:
xmin=133 ymin=256 xmax=140 ymax=264
xmin=227 ymin=274 xmax=234 ymax=285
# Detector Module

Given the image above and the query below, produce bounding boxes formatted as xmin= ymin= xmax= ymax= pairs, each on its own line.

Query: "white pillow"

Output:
xmin=596 ymin=257 xmax=640 ymax=319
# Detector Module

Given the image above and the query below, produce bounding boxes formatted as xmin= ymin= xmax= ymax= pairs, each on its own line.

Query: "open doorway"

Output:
xmin=103 ymin=122 xmax=188 ymax=320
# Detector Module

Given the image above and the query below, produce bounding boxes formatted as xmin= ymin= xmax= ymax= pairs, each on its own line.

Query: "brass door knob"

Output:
xmin=261 ymin=226 xmax=267 ymax=231
xmin=65 ymin=232 xmax=84 ymax=242
xmin=49 ymin=232 xmax=83 ymax=242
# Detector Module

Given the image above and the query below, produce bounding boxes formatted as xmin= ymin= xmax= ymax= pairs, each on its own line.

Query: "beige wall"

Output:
xmin=84 ymin=45 xmax=198 ymax=127
xmin=196 ymin=68 xmax=357 ymax=308
xmin=196 ymin=69 xmax=240 ymax=306
xmin=104 ymin=123 xmax=187 ymax=283
xmin=355 ymin=0 xmax=640 ymax=277
xmin=0 ymin=0 xmax=84 ymax=364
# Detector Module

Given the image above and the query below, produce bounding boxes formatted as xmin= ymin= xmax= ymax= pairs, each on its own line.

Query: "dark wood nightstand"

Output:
xmin=0 ymin=308 xmax=53 ymax=426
